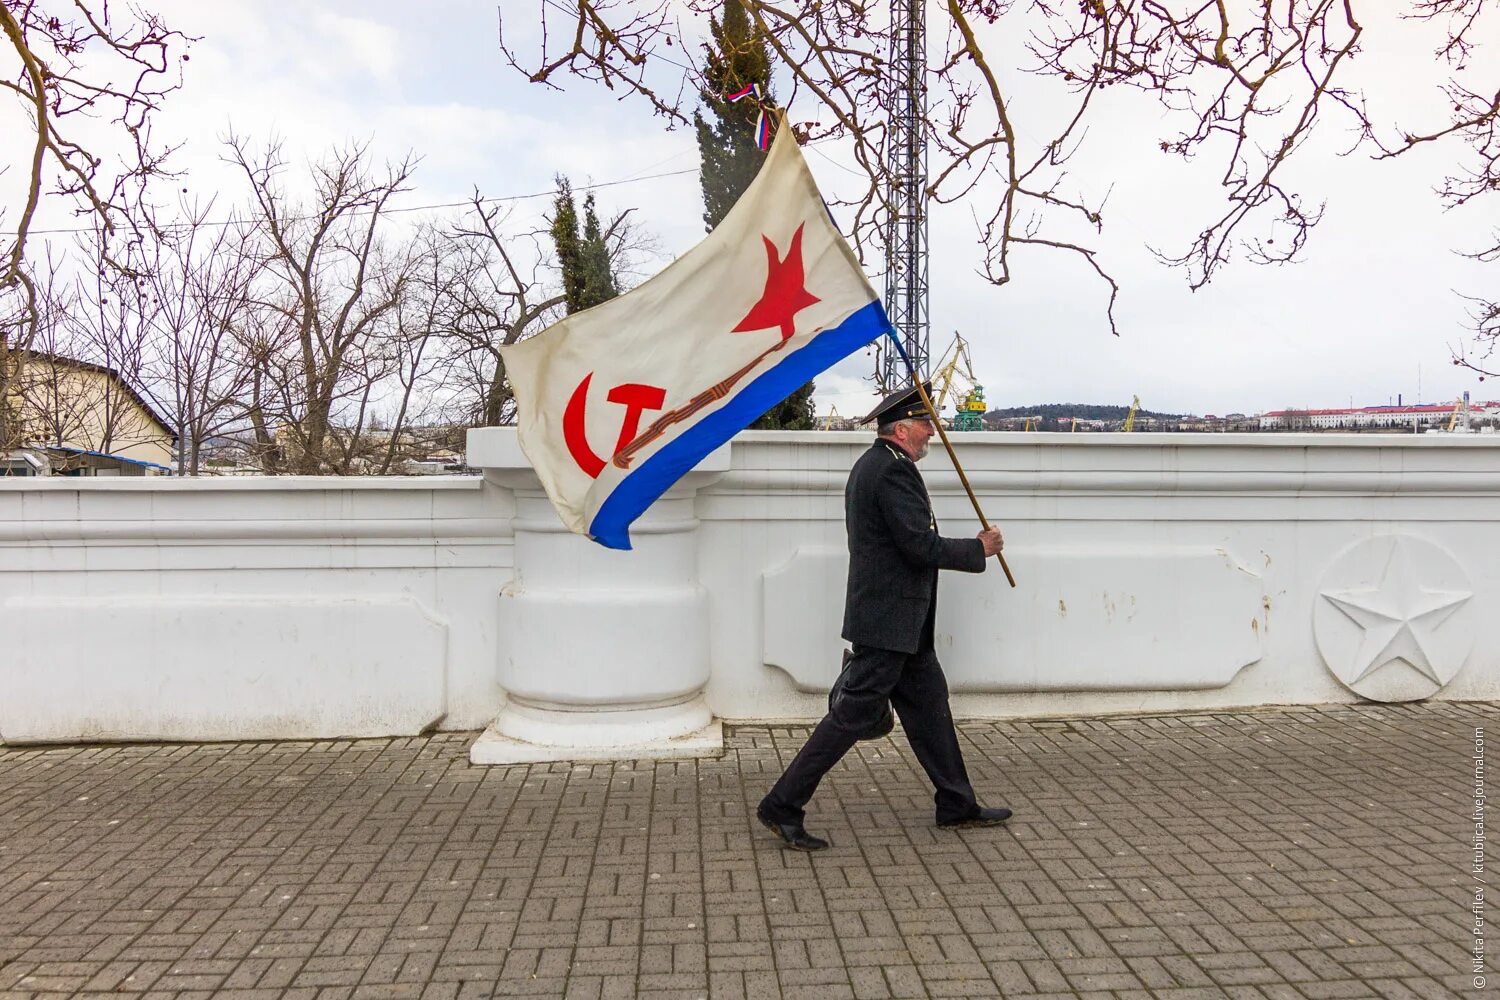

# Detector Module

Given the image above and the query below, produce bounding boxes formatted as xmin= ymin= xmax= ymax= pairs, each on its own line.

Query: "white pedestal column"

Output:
xmin=467 ymin=428 xmax=726 ymax=764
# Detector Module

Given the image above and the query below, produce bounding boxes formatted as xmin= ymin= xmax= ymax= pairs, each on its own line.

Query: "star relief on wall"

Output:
xmin=1313 ymin=535 xmax=1476 ymax=702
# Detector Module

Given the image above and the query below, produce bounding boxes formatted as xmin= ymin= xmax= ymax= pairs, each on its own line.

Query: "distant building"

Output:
xmin=983 ymin=414 xmax=1038 ymax=431
xmin=813 ymin=413 xmax=859 ymax=431
xmin=3 ymin=353 xmax=175 ymax=476
xmin=405 ymin=450 xmax=471 ymax=475
xmin=1219 ymin=413 xmax=1261 ymax=432
xmin=1259 ymin=401 xmax=1499 ymax=432
xmin=968 ymin=402 xmax=1498 ymax=435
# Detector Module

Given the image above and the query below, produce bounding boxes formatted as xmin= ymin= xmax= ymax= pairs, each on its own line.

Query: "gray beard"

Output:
xmin=914 ymin=442 xmax=930 ymax=461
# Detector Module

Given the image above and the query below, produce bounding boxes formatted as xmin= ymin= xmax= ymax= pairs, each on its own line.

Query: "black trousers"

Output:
xmin=759 ymin=642 xmax=980 ymax=826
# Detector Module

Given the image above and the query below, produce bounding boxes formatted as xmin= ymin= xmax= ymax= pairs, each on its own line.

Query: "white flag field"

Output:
xmin=501 ymin=121 xmax=893 ymax=549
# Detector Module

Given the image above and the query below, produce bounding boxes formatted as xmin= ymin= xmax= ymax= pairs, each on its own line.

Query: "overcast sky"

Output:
xmin=12 ymin=1 xmax=1498 ymax=419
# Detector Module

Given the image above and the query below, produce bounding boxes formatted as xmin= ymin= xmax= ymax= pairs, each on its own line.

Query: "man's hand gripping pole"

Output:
xmin=885 ymin=330 xmax=1017 ymax=588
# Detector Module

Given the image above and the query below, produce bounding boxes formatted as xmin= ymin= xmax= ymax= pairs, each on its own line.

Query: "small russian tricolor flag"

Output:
xmin=726 ymin=82 xmax=771 ymax=150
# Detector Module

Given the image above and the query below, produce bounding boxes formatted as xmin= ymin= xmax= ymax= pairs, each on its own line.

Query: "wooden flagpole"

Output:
xmin=908 ymin=377 xmax=1016 ymax=587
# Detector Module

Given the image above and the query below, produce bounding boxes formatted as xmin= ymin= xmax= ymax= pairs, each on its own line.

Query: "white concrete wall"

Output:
xmin=0 ymin=477 xmax=512 ymax=743
xmin=3 ymin=431 xmax=1497 ymax=747
xmin=700 ymin=432 xmax=1500 ymax=723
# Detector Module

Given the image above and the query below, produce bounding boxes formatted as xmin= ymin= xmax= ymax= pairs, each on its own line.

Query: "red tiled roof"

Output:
xmin=1264 ymin=402 xmax=1496 ymax=417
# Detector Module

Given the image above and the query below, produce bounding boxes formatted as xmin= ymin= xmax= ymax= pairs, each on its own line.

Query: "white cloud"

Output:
xmin=311 ymin=12 xmax=402 ymax=83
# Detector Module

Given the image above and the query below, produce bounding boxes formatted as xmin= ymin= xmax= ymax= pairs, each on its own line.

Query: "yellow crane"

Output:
xmin=1447 ymin=393 xmax=1471 ymax=432
xmin=1123 ymin=395 xmax=1142 ymax=432
xmin=930 ymin=333 xmax=988 ymax=431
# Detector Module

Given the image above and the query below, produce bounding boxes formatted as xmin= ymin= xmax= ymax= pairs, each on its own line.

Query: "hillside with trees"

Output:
xmin=985 ymin=404 xmax=1185 ymax=421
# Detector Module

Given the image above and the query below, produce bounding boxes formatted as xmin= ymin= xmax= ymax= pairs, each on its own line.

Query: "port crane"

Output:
xmin=1447 ymin=392 xmax=1471 ymax=432
xmin=930 ymin=333 xmax=988 ymax=431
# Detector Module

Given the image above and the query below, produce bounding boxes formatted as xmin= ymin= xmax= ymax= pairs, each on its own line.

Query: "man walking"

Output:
xmin=757 ymin=382 xmax=1011 ymax=851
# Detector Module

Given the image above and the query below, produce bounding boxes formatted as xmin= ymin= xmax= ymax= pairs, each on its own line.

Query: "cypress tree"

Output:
xmin=578 ymin=193 xmax=619 ymax=310
xmin=552 ymin=180 xmax=621 ymax=314
xmin=550 ymin=176 xmax=586 ymax=314
xmin=695 ymin=2 xmax=773 ymax=233
xmin=695 ymin=1 xmax=814 ymax=430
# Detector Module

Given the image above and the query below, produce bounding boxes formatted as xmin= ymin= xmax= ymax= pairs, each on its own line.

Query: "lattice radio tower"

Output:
xmin=877 ymin=0 xmax=930 ymax=390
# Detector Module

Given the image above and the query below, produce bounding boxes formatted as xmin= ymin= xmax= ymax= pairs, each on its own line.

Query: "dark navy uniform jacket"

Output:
xmin=841 ymin=439 xmax=987 ymax=654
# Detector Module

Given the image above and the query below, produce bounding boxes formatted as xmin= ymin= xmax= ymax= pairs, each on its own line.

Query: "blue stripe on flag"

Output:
xmin=589 ymin=298 xmax=891 ymax=550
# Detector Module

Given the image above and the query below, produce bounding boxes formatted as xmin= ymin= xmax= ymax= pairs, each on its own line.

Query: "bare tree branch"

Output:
xmin=498 ymin=1 xmax=1494 ymax=350
xmin=225 ymin=134 xmax=417 ymax=473
xmin=1 ymin=2 xmax=191 ymax=332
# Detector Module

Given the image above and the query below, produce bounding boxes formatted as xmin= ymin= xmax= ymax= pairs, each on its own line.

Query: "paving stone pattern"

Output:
xmin=0 ymin=702 xmax=1490 ymax=999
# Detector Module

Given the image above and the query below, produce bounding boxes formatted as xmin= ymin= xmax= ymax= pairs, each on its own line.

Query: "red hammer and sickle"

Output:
xmin=563 ymin=373 xmax=667 ymax=478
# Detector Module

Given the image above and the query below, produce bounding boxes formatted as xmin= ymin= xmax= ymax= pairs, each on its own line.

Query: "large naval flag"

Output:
xmin=501 ymin=119 xmax=890 ymax=549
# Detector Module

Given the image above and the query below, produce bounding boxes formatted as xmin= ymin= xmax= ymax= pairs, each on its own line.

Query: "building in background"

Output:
xmin=1259 ymin=400 xmax=1499 ymax=432
xmin=3 ymin=353 xmax=175 ymax=476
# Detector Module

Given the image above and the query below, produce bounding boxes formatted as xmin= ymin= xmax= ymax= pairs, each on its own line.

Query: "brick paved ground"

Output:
xmin=0 ymin=702 xmax=1490 ymax=1000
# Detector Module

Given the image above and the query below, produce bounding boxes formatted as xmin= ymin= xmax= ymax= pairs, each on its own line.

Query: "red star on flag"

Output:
xmin=732 ymin=223 xmax=821 ymax=341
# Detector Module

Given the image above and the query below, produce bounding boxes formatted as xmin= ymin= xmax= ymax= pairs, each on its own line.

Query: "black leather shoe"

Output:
xmin=937 ymin=806 xmax=1013 ymax=829
xmin=756 ymin=807 xmax=831 ymax=851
